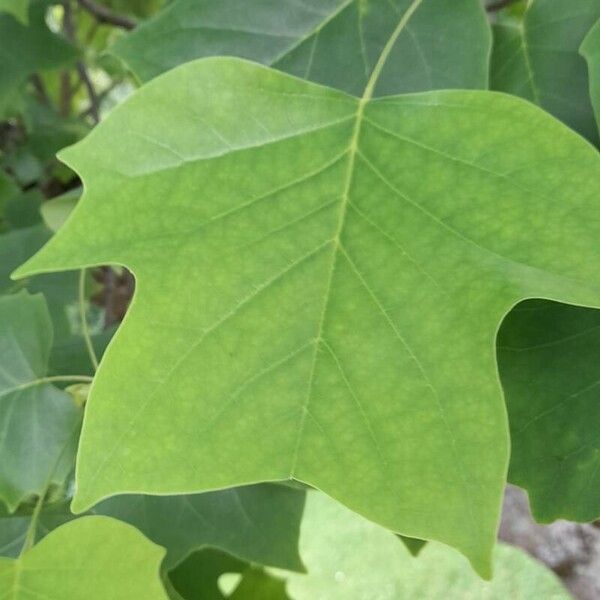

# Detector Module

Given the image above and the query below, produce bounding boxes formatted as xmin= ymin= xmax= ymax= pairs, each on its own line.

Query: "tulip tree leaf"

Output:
xmin=0 ymin=0 xmax=78 ymax=118
xmin=276 ymin=492 xmax=571 ymax=600
xmin=490 ymin=0 xmax=600 ymax=144
xmin=581 ymin=18 xmax=600 ymax=135
xmin=498 ymin=300 xmax=600 ymax=522
xmin=0 ymin=516 xmax=168 ymax=599
xmin=94 ymin=484 xmax=305 ymax=570
xmin=0 ymin=293 xmax=82 ymax=512
xmin=110 ymin=0 xmax=491 ymax=95
xmin=14 ymin=22 xmax=600 ymax=576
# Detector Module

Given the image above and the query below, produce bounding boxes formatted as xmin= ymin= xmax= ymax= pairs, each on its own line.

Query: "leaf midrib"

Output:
xmin=289 ymin=0 xmax=425 ymax=475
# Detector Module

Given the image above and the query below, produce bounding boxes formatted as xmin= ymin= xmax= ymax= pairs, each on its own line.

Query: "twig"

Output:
xmin=77 ymin=0 xmax=135 ymax=30
xmin=77 ymin=61 xmax=100 ymax=123
xmin=486 ymin=0 xmax=519 ymax=11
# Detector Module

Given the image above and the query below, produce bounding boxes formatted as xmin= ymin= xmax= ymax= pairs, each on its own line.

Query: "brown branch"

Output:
xmin=30 ymin=74 xmax=51 ymax=105
xmin=486 ymin=0 xmax=519 ymax=11
xmin=77 ymin=62 xmax=100 ymax=123
xmin=77 ymin=0 xmax=135 ymax=30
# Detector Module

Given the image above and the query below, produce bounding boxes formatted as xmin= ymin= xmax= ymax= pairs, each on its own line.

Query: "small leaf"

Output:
xmin=0 ymin=516 xmax=168 ymax=599
xmin=40 ymin=189 xmax=80 ymax=233
xmin=491 ymin=0 xmax=600 ymax=144
xmin=581 ymin=17 xmax=600 ymax=136
xmin=0 ymin=293 xmax=83 ymax=511
xmin=110 ymin=0 xmax=491 ymax=94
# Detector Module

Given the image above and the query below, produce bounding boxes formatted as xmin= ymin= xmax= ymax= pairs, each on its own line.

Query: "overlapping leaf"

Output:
xmin=276 ymin=492 xmax=572 ymax=600
xmin=0 ymin=293 xmax=82 ymax=511
xmin=581 ymin=18 xmax=600 ymax=134
xmin=0 ymin=516 xmax=168 ymax=599
xmin=0 ymin=0 xmax=28 ymax=24
xmin=498 ymin=301 xmax=600 ymax=522
xmin=110 ymin=0 xmax=491 ymax=94
xmin=491 ymin=0 xmax=600 ymax=144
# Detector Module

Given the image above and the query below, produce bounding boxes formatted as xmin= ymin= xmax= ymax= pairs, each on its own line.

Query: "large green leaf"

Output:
xmin=0 ymin=0 xmax=77 ymax=118
xmin=0 ymin=293 xmax=83 ymax=511
xmin=498 ymin=300 xmax=600 ymax=522
xmin=0 ymin=516 xmax=168 ymax=599
xmin=581 ymin=18 xmax=600 ymax=135
xmin=110 ymin=0 xmax=491 ymax=94
xmin=490 ymin=0 xmax=600 ymax=144
xmin=94 ymin=484 xmax=305 ymax=570
xmin=276 ymin=492 xmax=572 ymax=600
xmin=15 ymin=37 xmax=600 ymax=577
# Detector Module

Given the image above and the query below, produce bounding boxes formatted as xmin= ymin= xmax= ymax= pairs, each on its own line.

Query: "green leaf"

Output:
xmin=0 ymin=0 xmax=29 ymax=24
xmin=0 ymin=293 xmax=84 ymax=511
xmin=14 ymin=48 xmax=600 ymax=575
xmin=0 ymin=516 xmax=168 ymax=599
xmin=110 ymin=0 xmax=491 ymax=94
xmin=276 ymin=492 xmax=572 ymax=600
xmin=169 ymin=549 xmax=248 ymax=600
xmin=0 ymin=501 xmax=73 ymax=558
xmin=228 ymin=568 xmax=288 ymax=600
xmin=0 ymin=0 xmax=78 ymax=118
xmin=581 ymin=18 xmax=600 ymax=136
xmin=398 ymin=534 xmax=426 ymax=557
xmin=490 ymin=0 xmax=600 ymax=144
xmin=40 ymin=189 xmax=80 ymax=233
xmin=94 ymin=484 xmax=305 ymax=570
xmin=498 ymin=300 xmax=600 ymax=522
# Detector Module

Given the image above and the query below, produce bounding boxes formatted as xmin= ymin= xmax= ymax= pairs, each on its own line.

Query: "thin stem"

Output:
xmin=79 ymin=269 xmax=99 ymax=371
xmin=21 ymin=492 xmax=45 ymax=554
xmin=77 ymin=0 xmax=136 ymax=30
xmin=362 ymin=0 xmax=424 ymax=101
xmin=6 ymin=375 xmax=94 ymax=397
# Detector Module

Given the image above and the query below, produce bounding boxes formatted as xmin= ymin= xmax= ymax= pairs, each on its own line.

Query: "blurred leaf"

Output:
xmin=490 ymin=0 xmax=600 ymax=144
xmin=4 ymin=190 xmax=43 ymax=230
xmin=109 ymin=0 xmax=491 ymax=94
xmin=0 ymin=293 xmax=82 ymax=512
xmin=276 ymin=492 xmax=572 ymax=599
xmin=0 ymin=0 xmax=29 ymax=24
xmin=40 ymin=188 xmax=80 ymax=232
xmin=581 ymin=17 xmax=600 ymax=136
xmin=0 ymin=0 xmax=78 ymax=118
xmin=0 ymin=516 xmax=168 ymax=599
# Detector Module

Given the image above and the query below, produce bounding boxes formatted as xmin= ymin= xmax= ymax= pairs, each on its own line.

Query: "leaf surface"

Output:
xmin=110 ymin=0 xmax=491 ymax=94
xmin=276 ymin=492 xmax=572 ymax=600
xmin=14 ymin=36 xmax=600 ymax=575
xmin=0 ymin=516 xmax=168 ymax=599
xmin=0 ymin=293 xmax=82 ymax=511
xmin=0 ymin=0 xmax=29 ymax=24
xmin=581 ymin=18 xmax=600 ymax=135
xmin=491 ymin=0 xmax=600 ymax=144
xmin=498 ymin=300 xmax=600 ymax=522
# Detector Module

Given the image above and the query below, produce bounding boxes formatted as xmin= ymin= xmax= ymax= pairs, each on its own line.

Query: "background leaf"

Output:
xmin=275 ymin=492 xmax=572 ymax=600
xmin=109 ymin=0 xmax=491 ymax=94
xmin=581 ymin=17 xmax=600 ymax=135
xmin=0 ymin=293 xmax=83 ymax=511
xmin=0 ymin=516 xmax=168 ymax=599
xmin=490 ymin=0 xmax=600 ymax=144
